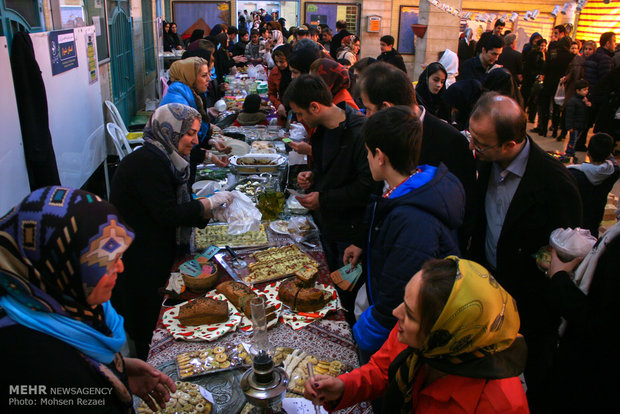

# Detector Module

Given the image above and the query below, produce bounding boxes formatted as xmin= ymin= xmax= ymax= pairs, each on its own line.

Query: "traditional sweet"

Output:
xmin=278 ymin=279 xmax=330 ymax=312
xmin=216 ymin=281 xmax=277 ymax=322
xmin=176 ymin=344 xmax=250 ymax=379
xmin=177 ymin=297 xmax=228 ymax=326
xmin=295 ymin=264 xmax=318 ymax=287
xmin=137 ymin=381 xmax=212 ymax=413
xmin=195 ymin=224 xmax=269 ymax=249
xmin=245 ymin=245 xmax=319 ymax=283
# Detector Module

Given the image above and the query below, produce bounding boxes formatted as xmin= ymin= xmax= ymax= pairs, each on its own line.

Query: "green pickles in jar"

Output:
xmin=257 ymin=190 xmax=285 ymax=220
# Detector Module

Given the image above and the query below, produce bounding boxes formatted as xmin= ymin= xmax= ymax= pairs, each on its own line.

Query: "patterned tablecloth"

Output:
xmin=146 ymin=225 xmax=372 ymax=414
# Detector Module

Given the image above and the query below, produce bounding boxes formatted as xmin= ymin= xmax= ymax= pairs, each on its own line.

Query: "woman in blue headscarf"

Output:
xmin=0 ymin=186 xmax=175 ymax=413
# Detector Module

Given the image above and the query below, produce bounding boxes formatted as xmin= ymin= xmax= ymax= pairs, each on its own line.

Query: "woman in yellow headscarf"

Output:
xmin=161 ymin=56 xmax=229 ymax=182
xmin=304 ymin=257 xmax=530 ymax=413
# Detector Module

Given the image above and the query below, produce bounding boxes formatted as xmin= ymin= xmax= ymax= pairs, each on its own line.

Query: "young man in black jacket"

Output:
xmin=284 ymin=75 xmax=381 ymax=321
xmin=376 ymin=35 xmax=407 ymax=73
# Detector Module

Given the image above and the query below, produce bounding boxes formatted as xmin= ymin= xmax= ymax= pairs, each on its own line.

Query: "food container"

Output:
xmin=181 ymin=261 xmax=220 ymax=293
xmin=229 ymin=154 xmax=287 ymax=174
xmin=194 ymin=223 xmax=270 ymax=250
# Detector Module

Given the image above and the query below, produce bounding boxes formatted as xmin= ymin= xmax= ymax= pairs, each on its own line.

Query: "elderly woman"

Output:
xmin=337 ymin=35 xmax=360 ymax=65
xmin=416 ymin=62 xmax=450 ymax=121
xmin=161 ymin=56 xmax=229 ymax=181
xmin=110 ymin=104 xmax=233 ymax=359
xmin=0 ymin=186 xmax=176 ymax=412
xmin=305 ymin=257 xmax=529 ymax=413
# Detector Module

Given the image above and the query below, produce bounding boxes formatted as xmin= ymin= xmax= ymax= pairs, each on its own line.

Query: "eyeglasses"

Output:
xmin=462 ymin=130 xmax=502 ymax=153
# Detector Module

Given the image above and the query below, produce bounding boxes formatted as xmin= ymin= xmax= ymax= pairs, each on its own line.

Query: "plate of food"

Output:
xmin=194 ymin=223 xmax=269 ymax=250
xmin=269 ymin=220 xmax=289 ymax=235
xmin=243 ymin=244 xmax=319 ymax=285
xmin=215 ymin=281 xmax=282 ymax=332
xmin=175 ymin=343 xmax=251 ymax=380
xmin=136 ymin=380 xmax=214 ymax=413
xmin=162 ymin=293 xmax=243 ymax=341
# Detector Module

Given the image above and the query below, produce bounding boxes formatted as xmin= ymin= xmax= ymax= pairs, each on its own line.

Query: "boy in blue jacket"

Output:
xmin=343 ymin=106 xmax=465 ymax=362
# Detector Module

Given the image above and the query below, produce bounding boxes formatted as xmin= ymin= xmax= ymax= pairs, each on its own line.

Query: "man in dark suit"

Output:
xmin=467 ymin=92 xmax=582 ymax=413
xmin=458 ymin=33 xmax=503 ymax=82
xmin=497 ymin=33 xmax=523 ymax=83
xmin=330 ymin=20 xmax=351 ymax=60
xmin=359 ymin=62 xmax=476 ymax=250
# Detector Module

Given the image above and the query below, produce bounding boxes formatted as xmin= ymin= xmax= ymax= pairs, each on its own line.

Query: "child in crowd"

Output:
xmin=245 ymin=29 xmax=263 ymax=64
xmin=568 ymin=133 xmax=620 ymax=237
xmin=233 ymin=94 xmax=269 ymax=126
xmin=565 ymin=79 xmax=591 ymax=160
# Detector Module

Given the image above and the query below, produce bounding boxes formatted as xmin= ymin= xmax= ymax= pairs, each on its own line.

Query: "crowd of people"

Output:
xmin=1 ymin=14 xmax=619 ymax=414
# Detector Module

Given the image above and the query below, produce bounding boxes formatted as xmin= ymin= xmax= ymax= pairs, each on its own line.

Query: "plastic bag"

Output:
xmin=223 ymin=190 xmax=262 ymax=235
xmin=289 ymin=123 xmax=308 ymax=142
xmin=554 ymin=83 xmax=566 ymax=106
xmin=287 ymin=216 xmax=319 ymax=243
xmin=549 ymin=227 xmax=597 ymax=261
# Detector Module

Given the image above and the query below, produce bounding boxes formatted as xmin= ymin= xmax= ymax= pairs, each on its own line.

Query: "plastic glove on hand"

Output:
xmin=207 ymin=191 xmax=234 ymax=210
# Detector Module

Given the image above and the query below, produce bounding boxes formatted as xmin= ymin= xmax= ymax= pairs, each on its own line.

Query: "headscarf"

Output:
xmin=337 ymin=35 xmax=359 ymax=64
xmin=0 ymin=186 xmax=135 ymax=408
xmin=383 ymin=257 xmax=526 ymax=414
xmin=416 ymin=62 xmax=448 ymax=118
xmin=312 ymin=58 xmax=351 ymax=97
xmin=169 ymin=57 xmax=210 ymax=121
xmin=143 ymin=103 xmax=202 ymax=247
xmin=438 ymin=49 xmax=459 ymax=87
xmin=289 ymin=47 xmax=322 ymax=74
xmin=274 ymin=43 xmax=293 ymax=98
xmin=272 ymin=29 xmax=284 ymax=46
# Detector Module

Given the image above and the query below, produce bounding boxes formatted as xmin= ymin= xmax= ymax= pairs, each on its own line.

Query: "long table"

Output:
xmin=145 ymin=227 xmax=372 ymax=414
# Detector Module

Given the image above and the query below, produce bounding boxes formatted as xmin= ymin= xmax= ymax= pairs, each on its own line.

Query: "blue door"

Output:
xmin=109 ymin=6 xmax=136 ymax=125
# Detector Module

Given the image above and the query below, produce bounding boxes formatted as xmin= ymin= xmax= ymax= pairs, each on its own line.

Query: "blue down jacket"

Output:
xmin=160 ymin=82 xmax=210 ymax=141
xmin=353 ymin=163 xmax=465 ymax=352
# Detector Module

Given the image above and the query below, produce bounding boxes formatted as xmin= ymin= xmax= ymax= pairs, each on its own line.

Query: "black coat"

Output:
xmin=564 ymin=94 xmax=588 ymax=131
xmin=497 ymin=47 xmax=523 ymax=78
xmin=376 ymin=49 xmax=407 ymax=73
xmin=420 ymin=112 xmax=477 ymax=250
xmin=457 ymin=55 xmax=487 ymax=82
xmin=548 ymin=234 xmax=620 ymax=412
xmin=542 ymin=47 xmax=573 ymax=95
xmin=469 ymin=139 xmax=582 ymax=337
xmin=9 ymin=32 xmax=61 ymax=190
xmin=110 ymin=145 xmax=209 ymax=346
xmin=0 ymin=324 xmax=130 ymax=413
xmin=457 ymin=38 xmax=476 ymax=67
xmin=309 ymin=103 xmax=381 ymax=241
xmin=330 ymin=29 xmax=351 ymax=60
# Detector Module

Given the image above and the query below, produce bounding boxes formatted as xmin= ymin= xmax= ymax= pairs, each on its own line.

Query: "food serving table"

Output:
xmin=145 ymin=227 xmax=372 ymax=414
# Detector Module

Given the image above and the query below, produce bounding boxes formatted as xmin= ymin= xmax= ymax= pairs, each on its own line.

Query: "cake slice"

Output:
xmin=295 ymin=265 xmax=318 ymax=287
xmin=178 ymin=297 xmax=228 ymax=326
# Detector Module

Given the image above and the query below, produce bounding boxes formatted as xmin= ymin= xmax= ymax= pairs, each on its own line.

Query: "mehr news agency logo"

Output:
xmin=8 ymin=385 xmax=113 ymax=407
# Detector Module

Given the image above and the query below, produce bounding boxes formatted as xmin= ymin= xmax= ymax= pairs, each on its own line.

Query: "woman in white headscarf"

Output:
xmin=264 ymin=30 xmax=285 ymax=69
xmin=439 ymin=48 xmax=459 ymax=88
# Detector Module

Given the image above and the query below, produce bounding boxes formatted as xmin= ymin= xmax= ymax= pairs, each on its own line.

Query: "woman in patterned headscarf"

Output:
xmin=110 ymin=103 xmax=233 ymax=359
xmin=336 ymin=35 xmax=360 ymax=65
xmin=161 ymin=56 xmax=230 ymax=183
xmin=304 ymin=257 xmax=529 ymax=413
xmin=0 ymin=186 xmax=175 ymax=412
xmin=309 ymin=58 xmax=359 ymax=110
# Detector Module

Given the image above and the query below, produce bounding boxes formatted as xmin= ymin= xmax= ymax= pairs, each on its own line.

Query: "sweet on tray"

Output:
xmin=244 ymin=245 xmax=319 ymax=283
xmin=176 ymin=344 xmax=250 ymax=379
xmin=195 ymin=224 xmax=268 ymax=249
xmin=273 ymin=347 xmax=344 ymax=395
xmin=137 ymin=381 xmax=212 ymax=413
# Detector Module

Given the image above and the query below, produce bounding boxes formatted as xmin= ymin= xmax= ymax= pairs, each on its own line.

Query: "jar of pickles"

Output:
xmin=255 ymin=175 xmax=284 ymax=220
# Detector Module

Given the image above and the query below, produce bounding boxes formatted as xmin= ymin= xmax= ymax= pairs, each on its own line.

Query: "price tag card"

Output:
xmin=281 ymin=138 xmax=292 ymax=143
xmin=199 ymin=245 xmax=220 ymax=261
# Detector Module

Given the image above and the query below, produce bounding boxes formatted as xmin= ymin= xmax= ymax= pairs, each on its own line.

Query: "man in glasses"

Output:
xmin=467 ymin=92 xmax=582 ymax=413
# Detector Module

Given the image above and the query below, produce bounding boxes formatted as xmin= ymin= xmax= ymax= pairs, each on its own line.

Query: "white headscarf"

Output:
xmin=439 ymin=49 xmax=459 ymax=88
xmin=272 ymin=30 xmax=284 ymax=46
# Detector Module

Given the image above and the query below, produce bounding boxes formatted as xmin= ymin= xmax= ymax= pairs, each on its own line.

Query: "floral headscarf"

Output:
xmin=312 ymin=58 xmax=351 ymax=97
xmin=384 ymin=257 xmax=526 ymax=414
xmin=0 ymin=186 xmax=135 ymax=411
xmin=143 ymin=103 xmax=201 ymax=247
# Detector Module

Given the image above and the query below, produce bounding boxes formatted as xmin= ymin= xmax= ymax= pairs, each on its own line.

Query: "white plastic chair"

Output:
xmin=105 ymin=100 xmax=129 ymax=137
xmin=106 ymin=122 xmax=133 ymax=159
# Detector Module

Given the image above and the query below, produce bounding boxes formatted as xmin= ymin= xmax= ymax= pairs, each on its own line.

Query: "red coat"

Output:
xmin=268 ymin=66 xmax=284 ymax=108
xmin=331 ymin=326 xmax=530 ymax=414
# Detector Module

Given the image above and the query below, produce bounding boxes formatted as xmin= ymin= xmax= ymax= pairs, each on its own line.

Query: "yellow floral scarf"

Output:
xmin=384 ymin=256 xmax=526 ymax=414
